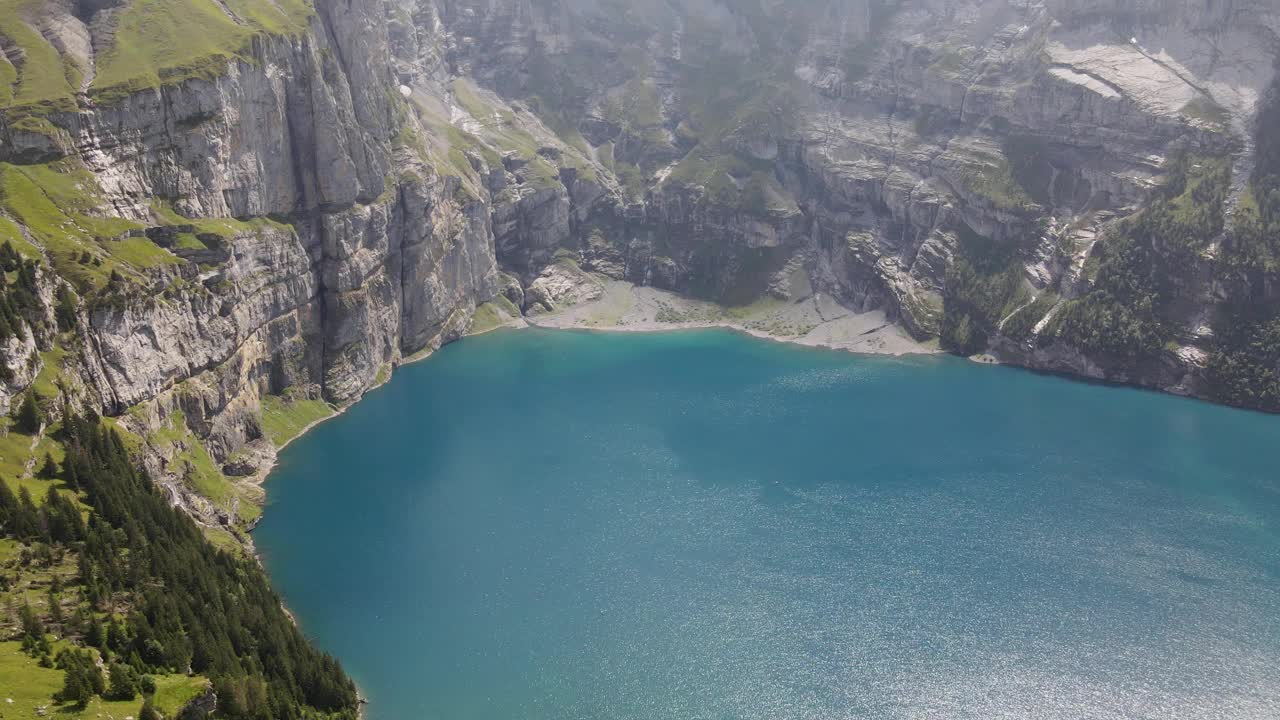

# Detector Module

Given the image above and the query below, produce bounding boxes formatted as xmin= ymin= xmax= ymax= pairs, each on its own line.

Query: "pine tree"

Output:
xmin=47 ymin=585 xmax=63 ymax=626
xmin=19 ymin=601 xmax=45 ymax=641
xmin=87 ymin=616 xmax=106 ymax=649
xmin=14 ymin=391 xmax=42 ymax=434
xmin=56 ymin=286 xmax=79 ymax=331
xmin=14 ymin=486 xmax=39 ymax=538
xmin=0 ymin=241 xmax=18 ymax=271
xmin=106 ymin=661 xmax=140 ymax=700
xmin=107 ymin=620 xmax=128 ymax=654
xmin=58 ymin=666 xmax=94 ymax=707
xmin=55 ymin=649 xmax=103 ymax=708
xmin=38 ymin=452 xmax=59 ymax=479
xmin=138 ymin=697 xmax=160 ymax=720
xmin=0 ymin=477 xmax=17 ymax=528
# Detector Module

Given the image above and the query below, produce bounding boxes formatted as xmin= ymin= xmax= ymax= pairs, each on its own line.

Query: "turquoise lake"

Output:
xmin=255 ymin=328 xmax=1280 ymax=720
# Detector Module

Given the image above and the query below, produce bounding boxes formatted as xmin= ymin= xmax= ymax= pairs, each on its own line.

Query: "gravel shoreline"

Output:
xmin=509 ymin=280 xmax=936 ymax=357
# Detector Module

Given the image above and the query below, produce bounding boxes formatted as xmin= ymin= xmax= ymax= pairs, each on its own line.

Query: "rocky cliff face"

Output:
xmin=421 ymin=0 xmax=1279 ymax=404
xmin=0 ymin=0 xmax=1276 ymax=539
xmin=0 ymin=0 xmax=508 ymax=537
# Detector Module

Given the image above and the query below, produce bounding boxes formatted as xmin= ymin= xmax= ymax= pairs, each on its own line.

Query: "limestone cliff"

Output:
xmin=421 ymin=0 xmax=1280 ymax=407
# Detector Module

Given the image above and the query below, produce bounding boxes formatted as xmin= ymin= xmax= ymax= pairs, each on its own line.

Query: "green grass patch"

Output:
xmin=99 ymin=415 xmax=144 ymax=456
xmin=201 ymin=524 xmax=243 ymax=553
xmin=0 ymin=641 xmax=211 ymax=720
xmin=31 ymin=346 xmax=67 ymax=399
xmin=451 ymin=78 xmax=583 ymax=189
xmin=222 ymin=0 xmax=312 ymax=35
xmin=666 ymin=146 xmax=794 ymax=215
xmin=7 ymin=114 xmax=67 ymax=146
xmin=0 ymin=215 xmax=42 ymax=259
xmin=150 ymin=200 xmax=291 ymax=239
xmin=177 ymin=436 xmax=231 ymax=503
xmin=600 ymin=51 xmax=665 ymax=134
xmin=0 ymin=161 xmax=169 ymax=290
xmin=614 ymin=160 xmax=647 ymax=200
xmin=661 ymin=49 xmax=800 ymax=209
xmin=260 ymin=395 xmax=334 ymax=448
xmin=394 ymin=117 xmax=490 ymax=199
xmin=0 ymin=640 xmax=66 ymax=718
xmin=719 ymin=296 xmax=788 ymax=320
xmin=927 ymin=47 xmax=971 ymax=77
xmin=172 ymin=232 xmax=207 ymax=250
xmin=0 ymin=418 xmax=65 ymax=499
xmin=0 ymin=52 xmax=16 ymax=106
xmin=152 ymin=673 xmax=212 ymax=716
xmin=0 ymin=0 xmax=81 ymax=112
xmin=91 ymin=0 xmax=313 ymax=102
xmin=0 ymin=427 xmax=38 ymax=491
xmin=148 ymin=410 xmax=259 ymax=524
xmin=469 ymin=295 xmax=520 ymax=335
xmin=107 ymin=236 xmax=182 ymax=268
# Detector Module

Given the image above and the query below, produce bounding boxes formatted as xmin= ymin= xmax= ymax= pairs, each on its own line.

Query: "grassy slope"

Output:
xmin=956 ymin=151 xmax=1038 ymax=213
xmin=0 ymin=216 xmax=41 ymax=259
xmin=657 ymin=12 xmax=802 ymax=214
xmin=260 ymin=394 xmax=335 ymax=448
xmin=92 ymin=0 xmax=314 ymax=101
xmin=452 ymin=78 xmax=596 ymax=187
xmin=0 ymin=161 xmax=180 ymax=291
xmin=0 ymin=0 xmax=81 ymax=114
xmin=150 ymin=200 xmax=290 ymax=239
xmin=0 ymin=424 xmax=64 ymax=501
xmin=0 ymin=0 xmax=314 ymax=111
xmin=143 ymin=409 xmax=262 ymax=524
xmin=468 ymin=295 xmax=520 ymax=335
xmin=0 ymin=641 xmax=209 ymax=719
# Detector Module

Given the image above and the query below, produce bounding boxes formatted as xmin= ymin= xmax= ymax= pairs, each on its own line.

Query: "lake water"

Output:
xmin=255 ymin=328 xmax=1280 ymax=720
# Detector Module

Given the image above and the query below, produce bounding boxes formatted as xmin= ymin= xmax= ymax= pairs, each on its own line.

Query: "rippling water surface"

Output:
xmin=255 ymin=329 xmax=1280 ymax=720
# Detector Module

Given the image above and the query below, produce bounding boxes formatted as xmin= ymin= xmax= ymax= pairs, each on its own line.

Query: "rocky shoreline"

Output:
xmin=516 ymin=280 xmax=932 ymax=358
